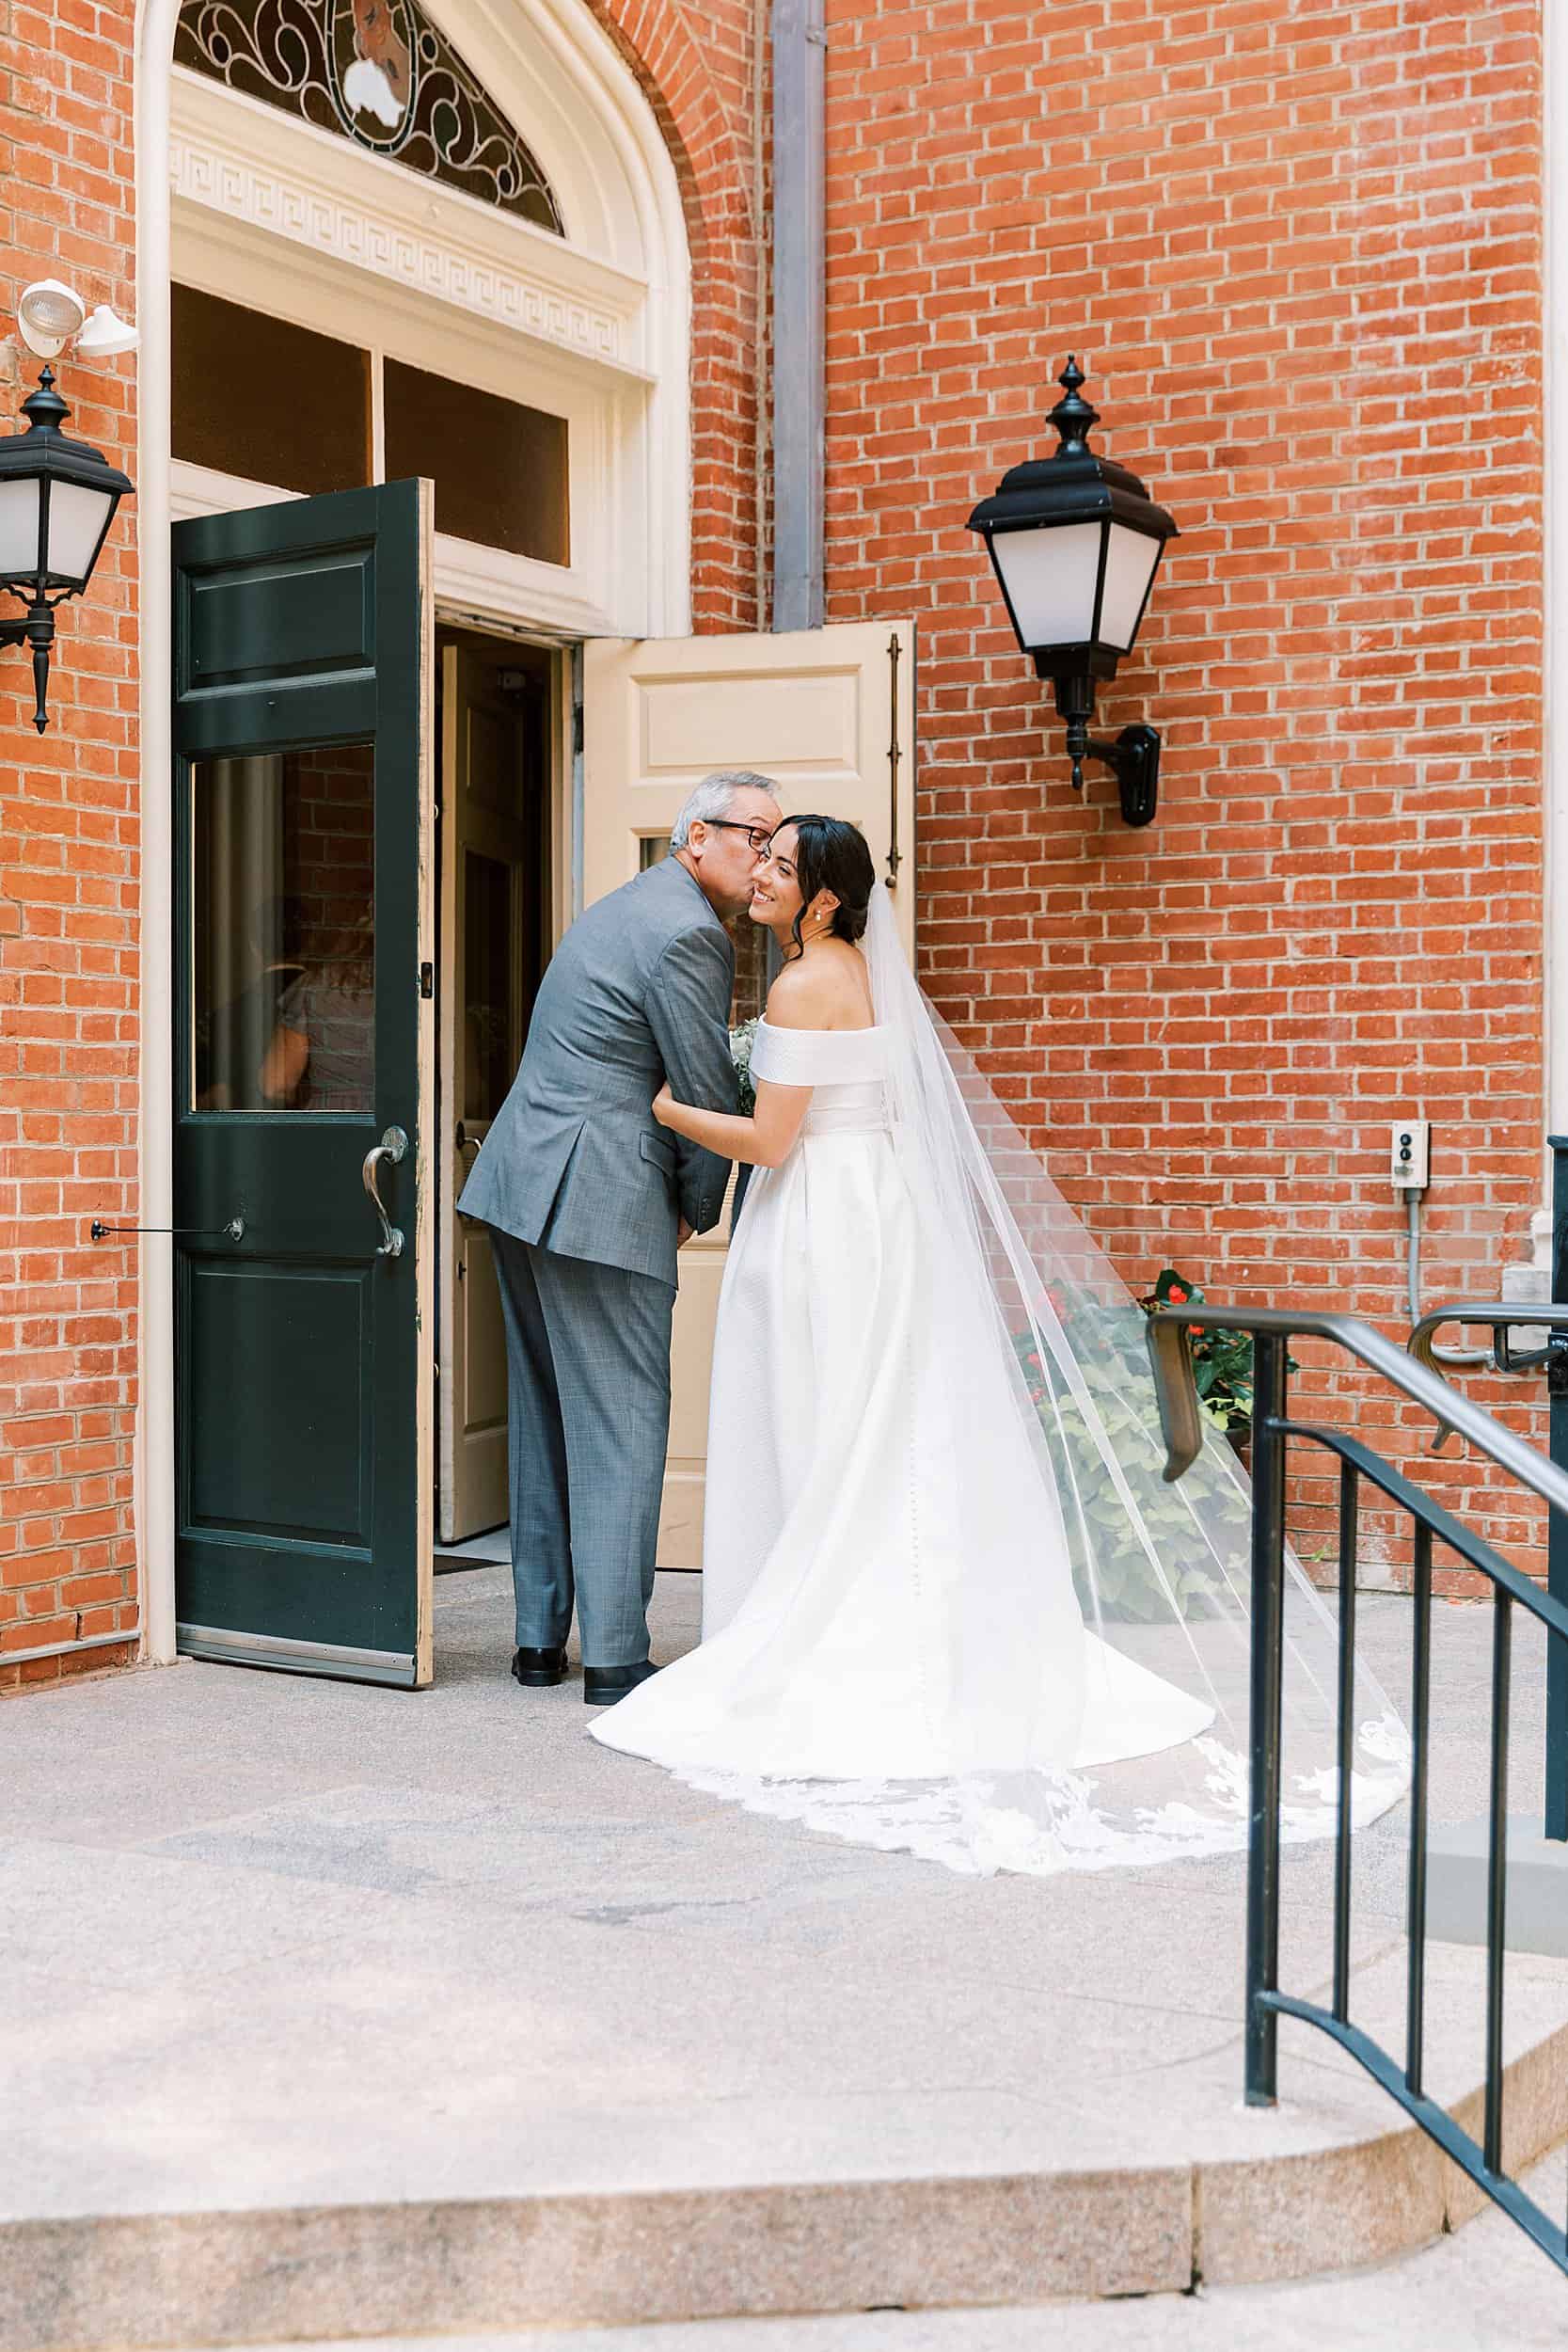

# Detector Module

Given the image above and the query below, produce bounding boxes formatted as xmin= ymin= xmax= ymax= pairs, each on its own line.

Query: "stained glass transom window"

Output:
xmin=175 ymin=0 xmax=564 ymax=233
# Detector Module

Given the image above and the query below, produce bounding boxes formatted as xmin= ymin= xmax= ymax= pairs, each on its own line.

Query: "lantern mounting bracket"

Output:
xmin=1067 ymin=722 xmax=1161 ymax=828
xmin=1052 ymin=675 xmax=1162 ymax=828
xmin=0 ymin=602 xmax=55 ymax=737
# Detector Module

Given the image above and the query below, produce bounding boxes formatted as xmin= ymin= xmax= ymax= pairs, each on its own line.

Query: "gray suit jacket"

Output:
xmin=458 ymin=856 xmax=736 ymax=1287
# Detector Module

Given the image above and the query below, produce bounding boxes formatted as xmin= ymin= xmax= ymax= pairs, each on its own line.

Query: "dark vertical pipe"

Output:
xmin=1333 ymin=1458 xmax=1359 ymax=2024
xmin=1484 ymin=1587 xmax=1513 ymax=2173
xmin=771 ymin=0 xmax=825 ymax=632
xmin=1244 ymin=1330 xmax=1289 ymax=2107
xmin=1406 ymin=1522 xmax=1433 ymax=2096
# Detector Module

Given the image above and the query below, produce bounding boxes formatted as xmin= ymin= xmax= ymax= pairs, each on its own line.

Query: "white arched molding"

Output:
xmin=134 ymin=0 xmax=693 ymax=1661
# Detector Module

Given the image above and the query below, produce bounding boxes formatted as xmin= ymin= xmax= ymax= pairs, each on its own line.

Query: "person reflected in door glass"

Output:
xmin=195 ymin=893 xmax=310 ymax=1111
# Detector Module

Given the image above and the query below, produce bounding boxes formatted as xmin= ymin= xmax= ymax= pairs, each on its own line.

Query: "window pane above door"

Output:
xmin=173 ymin=285 xmax=372 ymax=498
xmin=384 ymin=359 xmax=569 ymax=564
xmin=191 ymin=744 xmax=376 ymax=1115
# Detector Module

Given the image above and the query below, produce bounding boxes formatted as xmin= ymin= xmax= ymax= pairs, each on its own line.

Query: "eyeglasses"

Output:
xmin=701 ymin=818 xmax=776 ymax=852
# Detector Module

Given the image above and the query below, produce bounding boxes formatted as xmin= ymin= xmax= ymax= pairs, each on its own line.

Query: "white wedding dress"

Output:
xmin=592 ymin=889 xmax=1409 ymax=1877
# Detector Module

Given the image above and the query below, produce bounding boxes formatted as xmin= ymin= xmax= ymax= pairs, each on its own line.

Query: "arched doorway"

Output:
xmin=134 ymin=0 xmax=695 ymax=1671
xmin=132 ymin=0 xmax=920 ymax=1690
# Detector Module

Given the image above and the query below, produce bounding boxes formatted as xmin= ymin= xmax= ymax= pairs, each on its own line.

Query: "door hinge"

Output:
xmin=572 ymin=703 xmax=584 ymax=756
xmin=419 ymin=961 xmax=435 ymax=999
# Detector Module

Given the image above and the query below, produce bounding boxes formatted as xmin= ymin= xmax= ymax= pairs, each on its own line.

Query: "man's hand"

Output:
xmin=677 ymin=1216 xmax=693 ymax=1248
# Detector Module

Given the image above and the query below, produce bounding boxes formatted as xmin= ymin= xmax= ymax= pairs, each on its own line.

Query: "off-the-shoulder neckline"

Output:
xmin=756 ymin=1016 xmax=884 ymax=1038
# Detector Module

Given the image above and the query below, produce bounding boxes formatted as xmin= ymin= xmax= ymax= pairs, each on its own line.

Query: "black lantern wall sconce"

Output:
xmin=967 ymin=357 xmax=1178 ymax=827
xmin=0 ymin=366 xmax=135 ymax=735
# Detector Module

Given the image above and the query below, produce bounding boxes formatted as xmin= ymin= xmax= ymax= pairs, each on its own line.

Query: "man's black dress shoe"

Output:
xmin=583 ymin=1660 xmax=657 ymax=1706
xmin=512 ymin=1645 xmax=566 ymax=1688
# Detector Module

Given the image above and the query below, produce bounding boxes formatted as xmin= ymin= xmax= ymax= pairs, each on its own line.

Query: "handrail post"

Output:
xmin=1550 ymin=1136 xmax=1568 ymax=1841
xmin=1245 ymin=1327 xmax=1290 ymax=2106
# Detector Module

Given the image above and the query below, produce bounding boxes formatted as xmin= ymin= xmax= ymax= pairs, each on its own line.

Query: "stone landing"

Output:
xmin=2 ymin=1574 xmax=1564 ymax=2348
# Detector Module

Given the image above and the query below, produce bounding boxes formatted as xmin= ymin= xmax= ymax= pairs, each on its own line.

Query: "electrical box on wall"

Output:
xmin=1390 ymin=1118 xmax=1431 ymax=1190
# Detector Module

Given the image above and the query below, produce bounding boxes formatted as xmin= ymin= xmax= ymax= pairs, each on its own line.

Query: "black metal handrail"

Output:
xmin=1406 ymin=1301 xmax=1568 ymax=1451
xmin=1148 ymin=1304 xmax=1568 ymax=2278
xmin=1404 ymin=1302 xmax=1568 ymax=1842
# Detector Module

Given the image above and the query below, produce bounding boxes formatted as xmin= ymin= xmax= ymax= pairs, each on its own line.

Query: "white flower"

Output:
xmin=730 ymin=1017 xmax=759 ymax=1113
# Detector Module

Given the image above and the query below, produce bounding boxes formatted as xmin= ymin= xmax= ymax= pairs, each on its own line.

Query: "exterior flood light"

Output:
xmin=967 ymin=357 xmax=1178 ymax=827
xmin=16 ymin=281 xmax=139 ymax=361
xmin=0 ymin=369 xmax=135 ymax=734
xmin=17 ymin=280 xmax=88 ymax=360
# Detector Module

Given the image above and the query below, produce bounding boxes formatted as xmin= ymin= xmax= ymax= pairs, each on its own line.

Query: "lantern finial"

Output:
xmin=19 ymin=366 xmax=69 ymax=435
xmin=1047 ymin=355 xmax=1100 ymax=457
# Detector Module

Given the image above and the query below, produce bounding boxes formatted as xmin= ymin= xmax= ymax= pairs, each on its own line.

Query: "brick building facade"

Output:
xmin=0 ymin=0 xmax=1553 ymax=1691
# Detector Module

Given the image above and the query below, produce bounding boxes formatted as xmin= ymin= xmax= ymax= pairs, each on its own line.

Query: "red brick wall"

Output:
xmin=0 ymin=0 xmax=141 ymax=1690
xmin=590 ymin=0 xmax=766 ymax=628
xmin=819 ymin=0 xmax=1546 ymax=1590
xmin=0 ymin=0 xmax=1550 ymax=1693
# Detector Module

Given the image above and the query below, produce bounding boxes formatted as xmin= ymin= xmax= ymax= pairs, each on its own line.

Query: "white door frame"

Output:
xmin=133 ymin=0 xmax=692 ymax=1663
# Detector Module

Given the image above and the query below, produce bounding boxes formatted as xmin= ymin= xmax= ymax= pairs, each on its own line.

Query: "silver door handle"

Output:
xmin=362 ymin=1125 xmax=408 ymax=1259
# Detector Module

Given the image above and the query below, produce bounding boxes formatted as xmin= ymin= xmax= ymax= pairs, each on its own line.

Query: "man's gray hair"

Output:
xmin=669 ymin=771 xmax=780 ymax=850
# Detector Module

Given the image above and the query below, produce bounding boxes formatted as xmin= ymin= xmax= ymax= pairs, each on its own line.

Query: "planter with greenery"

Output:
xmin=1135 ymin=1267 xmax=1263 ymax=1453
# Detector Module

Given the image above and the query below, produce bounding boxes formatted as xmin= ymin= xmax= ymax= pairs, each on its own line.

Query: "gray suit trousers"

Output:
xmin=491 ymin=1233 xmax=674 ymax=1669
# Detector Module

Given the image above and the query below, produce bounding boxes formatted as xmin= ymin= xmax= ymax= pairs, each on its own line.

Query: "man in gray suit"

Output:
xmin=458 ymin=770 xmax=782 ymax=1705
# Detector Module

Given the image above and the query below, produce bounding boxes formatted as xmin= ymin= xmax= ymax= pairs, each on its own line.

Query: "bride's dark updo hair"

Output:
xmin=784 ymin=815 xmax=875 ymax=956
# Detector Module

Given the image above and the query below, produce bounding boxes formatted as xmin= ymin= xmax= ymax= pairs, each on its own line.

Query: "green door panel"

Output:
xmin=172 ymin=481 xmax=434 ymax=1687
xmin=182 ymin=1260 xmax=372 ymax=1542
xmin=182 ymin=548 xmax=376 ymax=691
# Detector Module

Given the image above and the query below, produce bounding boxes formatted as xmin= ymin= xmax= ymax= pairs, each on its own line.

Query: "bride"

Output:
xmin=590 ymin=816 xmax=1408 ymax=1877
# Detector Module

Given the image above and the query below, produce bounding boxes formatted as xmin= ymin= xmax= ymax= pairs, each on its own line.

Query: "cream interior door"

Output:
xmin=438 ymin=644 xmax=543 ymax=1543
xmin=582 ymin=622 xmax=917 ymax=1565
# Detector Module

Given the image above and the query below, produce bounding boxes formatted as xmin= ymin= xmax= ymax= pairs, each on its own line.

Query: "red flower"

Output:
xmin=1166 ymin=1282 xmax=1189 ymax=1304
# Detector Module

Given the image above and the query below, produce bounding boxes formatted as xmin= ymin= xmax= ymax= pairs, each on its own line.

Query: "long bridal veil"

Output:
xmin=686 ymin=885 xmax=1409 ymax=1878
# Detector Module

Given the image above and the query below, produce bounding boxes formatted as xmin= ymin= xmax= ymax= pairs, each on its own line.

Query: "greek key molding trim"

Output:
xmin=169 ymin=97 xmax=646 ymax=373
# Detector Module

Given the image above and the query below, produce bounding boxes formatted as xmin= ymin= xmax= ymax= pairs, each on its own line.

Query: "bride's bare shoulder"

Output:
xmin=766 ymin=949 xmax=868 ymax=1032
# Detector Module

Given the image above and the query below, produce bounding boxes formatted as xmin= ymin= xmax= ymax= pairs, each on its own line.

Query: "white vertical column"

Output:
xmin=135 ymin=0 xmax=180 ymax=1664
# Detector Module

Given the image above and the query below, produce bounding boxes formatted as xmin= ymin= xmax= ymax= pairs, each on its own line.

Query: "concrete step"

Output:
xmin=5 ymin=1940 xmax=1566 ymax=2351
xmin=102 ymin=2148 xmax=1568 ymax=2352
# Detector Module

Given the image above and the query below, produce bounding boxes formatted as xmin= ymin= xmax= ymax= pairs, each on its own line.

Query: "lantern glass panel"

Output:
xmin=990 ymin=518 xmax=1102 ymax=652
xmin=0 ymin=478 xmax=41 ymax=580
xmin=45 ymin=480 xmax=115 ymax=588
xmin=1100 ymin=522 xmax=1163 ymax=652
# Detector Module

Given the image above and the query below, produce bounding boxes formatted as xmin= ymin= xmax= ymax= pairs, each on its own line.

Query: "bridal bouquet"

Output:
xmin=730 ymin=1017 xmax=759 ymax=1115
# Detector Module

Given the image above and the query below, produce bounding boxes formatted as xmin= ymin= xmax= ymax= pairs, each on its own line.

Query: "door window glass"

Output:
xmin=172 ymin=285 xmax=372 ymax=497
xmin=464 ymin=850 xmax=514 ymax=1120
xmin=191 ymin=745 xmax=376 ymax=1113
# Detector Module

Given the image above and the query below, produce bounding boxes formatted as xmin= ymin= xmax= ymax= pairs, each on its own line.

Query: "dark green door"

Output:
xmin=172 ymin=481 xmax=435 ymax=1686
